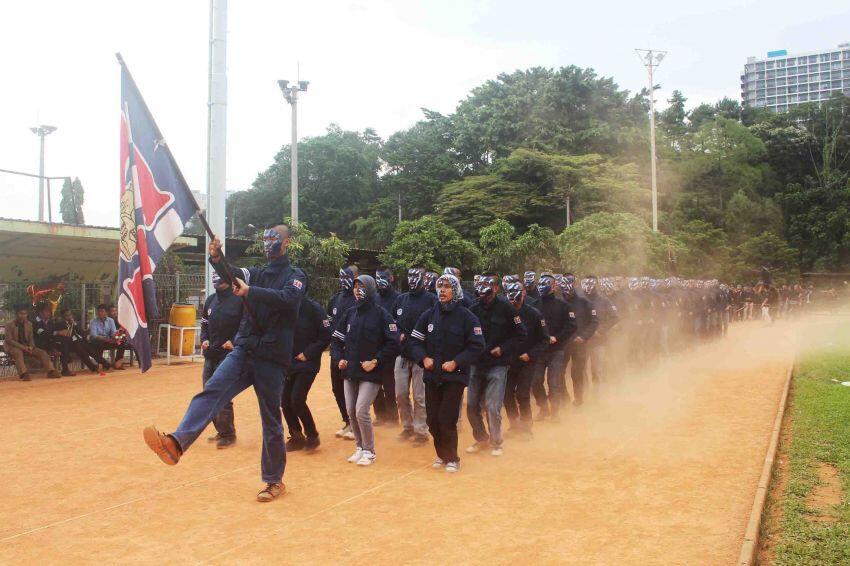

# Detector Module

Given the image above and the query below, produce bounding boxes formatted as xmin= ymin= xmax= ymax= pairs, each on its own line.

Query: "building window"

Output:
xmin=799 ymin=93 xmax=808 ymax=101
xmin=832 ymin=80 xmax=842 ymax=89
xmin=766 ymin=70 xmax=776 ymax=79
xmin=787 ymin=75 xmax=798 ymax=84
xmin=832 ymin=52 xmax=840 ymax=60
xmin=767 ymin=60 xmax=775 ymax=69
xmin=809 ymin=64 xmax=818 ymax=73
xmin=777 ymin=68 xmax=786 ymax=77
xmin=832 ymin=61 xmax=842 ymax=70
xmin=821 ymin=82 xmax=831 ymax=90
xmin=809 ymin=55 xmax=818 ymax=63
xmin=787 ymin=57 xmax=796 ymax=65
xmin=788 ymin=85 xmax=798 ymax=93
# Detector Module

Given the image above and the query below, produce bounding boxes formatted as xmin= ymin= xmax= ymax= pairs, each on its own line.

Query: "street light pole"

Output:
xmin=278 ymin=79 xmax=308 ymax=225
xmin=30 ymin=125 xmax=57 ymax=222
xmin=635 ymin=48 xmax=666 ymax=233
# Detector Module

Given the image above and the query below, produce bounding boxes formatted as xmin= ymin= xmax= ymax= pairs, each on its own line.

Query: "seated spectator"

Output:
xmin=33 ymin=303 xmax=68 ymax=374
xmin=108 ymin=304 xmax=134 ymax=366
xmin=55 ymin=307 xmax=111 ymax=373
xmin=89 ymin=304 xmax=127 ymax=369
xmin=4 ymin=304 xmax=60 ymax=380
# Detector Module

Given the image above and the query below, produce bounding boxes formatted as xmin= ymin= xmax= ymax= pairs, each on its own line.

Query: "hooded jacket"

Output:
xmin=200 ymin=286 xmax=244 ymax=361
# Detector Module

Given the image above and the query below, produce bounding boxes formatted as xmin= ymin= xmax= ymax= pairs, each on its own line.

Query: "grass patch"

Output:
xmin=772 ymin=326 xmax=850 ymax=565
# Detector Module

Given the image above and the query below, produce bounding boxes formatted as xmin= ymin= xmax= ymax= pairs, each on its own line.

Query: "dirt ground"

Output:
xmin=0 ymin=321 xmax=797 ymax=565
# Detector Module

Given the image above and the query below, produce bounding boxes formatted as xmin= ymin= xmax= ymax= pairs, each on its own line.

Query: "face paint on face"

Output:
xmin=339 ymin=269 xmax=354 ymax=290
xmin=475 ymin=277 xmax=496 ymax=298
xmin=376 ymin=271 xmax=392 ymax=290
xmin=407 ymin=268 xmax=424 ymax=290
xmin=524 ymin=271 xmax=536 ymax=287
xmin=537 ymin=277 xmax=553 ymax=296
xmin=354 ymin=287 xmax=366 ymax=300
xmin=505 ymin=282 xmax=523 ymax=305
xmin=424 ymin=272 xmax=438 ymax=292
xmin=262 ymin=229 xmax=283 ymax=259
xmin=565 ymin=274 xmax=576 ymax=285
xmin=582 ymin=278 xmax=597 ymax=295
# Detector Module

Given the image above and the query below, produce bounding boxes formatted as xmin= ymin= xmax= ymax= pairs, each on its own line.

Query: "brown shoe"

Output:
xmin=143 ymin=426 xmax=182 ymax=465
xmin=47 ymin=370 xmax=62 ymax=379
xmin=256 ymin=482 xmax=285 ymax=502
xmin=20 ymin=373 xmax=31 ymax=381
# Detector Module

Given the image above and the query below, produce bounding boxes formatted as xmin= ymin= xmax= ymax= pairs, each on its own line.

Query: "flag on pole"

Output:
xmin=118 ymin=58 xmax=198 ymax=371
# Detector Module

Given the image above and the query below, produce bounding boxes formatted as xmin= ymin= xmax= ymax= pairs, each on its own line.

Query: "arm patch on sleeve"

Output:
xmin=473 ymin=326 xmax=483 ymax=335
xmin=514 ymin=316 xmax=522 ymax=325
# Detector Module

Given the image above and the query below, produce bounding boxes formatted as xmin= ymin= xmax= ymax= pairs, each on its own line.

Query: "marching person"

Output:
xmin=410 ymin=273 xmax=484 ymax=473
xmin=467 ymin=273 xmax=527 ymax=456
xmin=425 ymin=271 xmax=439 ymax=296
xmin=199 ymin=271 xmax=243 ymax=449
xmin=503 ymin=281 xmax=549 ymax=439
xmin=282 ymin=279 xmax=331 ymax=452
xmin=327 ymin=265 xmax=359 ymax=440
xmin=393 ymin=266 xmax=437 ymax=445
xmin=143 ymin=225 xmax=306 ymax=503
xmin=532 ymin=273 xmax=576 ymax=421
xmin=443 ymin=267 xmax=473 ymax=308
xmin=373 ymin=267 xmax=399 ymax=426
xmin=331 ymin=275 xmax=400 ymax=466
xmin=582 ymin=275 xmax=618 ymax=386
xmin=524 ymin=271 xmax=541 ymax=308
xmin=561 ymin=279 xmax=599 ymax=407
xmin=5 ymin=304 xmax=60 ymax=380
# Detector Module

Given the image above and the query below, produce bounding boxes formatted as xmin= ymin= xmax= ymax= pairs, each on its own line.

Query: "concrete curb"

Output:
xmin=738 ymin=361 xmax=795 ymax=566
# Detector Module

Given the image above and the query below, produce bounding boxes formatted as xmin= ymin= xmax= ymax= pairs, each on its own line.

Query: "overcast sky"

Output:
xmin=1 ymin=0 xmax=848 ymax=227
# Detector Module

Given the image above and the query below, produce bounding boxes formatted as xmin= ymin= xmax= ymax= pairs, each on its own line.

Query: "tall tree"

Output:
xmin=59 ymin=177 xmax=85 ymax=225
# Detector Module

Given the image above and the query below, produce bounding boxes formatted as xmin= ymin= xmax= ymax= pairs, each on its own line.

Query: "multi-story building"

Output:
xmin=741 ymin=43 xmax=850 ymax=112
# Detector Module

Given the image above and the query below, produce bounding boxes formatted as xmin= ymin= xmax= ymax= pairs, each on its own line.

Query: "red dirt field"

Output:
xmin=0 ymin=321 xmax=797 ymax=564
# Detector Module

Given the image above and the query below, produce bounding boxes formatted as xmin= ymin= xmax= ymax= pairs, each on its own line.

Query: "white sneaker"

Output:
xmin=356 ymin=451 xmax=376 ymax=466
xmin=343 ymin=429 xmax=356 ymax=441
xmin=347 ymin=447 xmax=364 ymax=463
xmin=445 ymin=461 xmax=461 ymax=473
xmin=335 ymin=424 xmax=351 ymax=438
xmin=466 ymin=442 xmax=483 ymax=454
xmin=491 ymin=447 xmax=504 ymax=457
xmin=432 ymin=457 xmax=445 ymax=469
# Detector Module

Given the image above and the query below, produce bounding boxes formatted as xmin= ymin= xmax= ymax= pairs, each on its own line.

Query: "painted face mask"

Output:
xmin=565 ymin=274 xmax=576 ymax=286
xmin=212 ymin=272 xmax=225 ymax=289
xmin=354 ymin=287 xmax=367 ymax=301
xmin=407 ymin=268 xmax=424 ymax=290
xmin=262 ymin=229 xmax=283 ymax=259
xmin=582 ymin=278 xmax=597 ymax=295
xmin=339 ymin=269 xmax=354 ymax=290
xmin=376 ymin=271 xmax=392 ymax=291
xmin=537 ymin=277 xmax=553 ymax=296
xmin=475 ymin=277 xmax=496 ymax=298
xmin=524 ymin=271 xmax=536 ymax=288
xmin=505 ymin=281 xmax=523 ymax=305
xmin=424 ymin=272 xmax=438 ymax=292
xmin=562 ymin=282 xmax=576 ymax=297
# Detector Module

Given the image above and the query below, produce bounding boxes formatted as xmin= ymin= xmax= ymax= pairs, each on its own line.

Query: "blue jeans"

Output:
xmin=172 ymin=346 xmax=286 ymax=484
xmin=467 ymin=365 xmax=509 ymax=447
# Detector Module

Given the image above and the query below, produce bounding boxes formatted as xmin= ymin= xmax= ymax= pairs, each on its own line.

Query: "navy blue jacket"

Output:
xmin=537 ymin=293 xmax=576 ymax=352
xmin=470 ymin=295 xmax=527 ymax=367
xmin=512 ymin=302 xmax=550 ymax=366
xmin=586 ymin=292 xmax=619 ymax=338
xmin=565 ymin=294 xmax=599 ymax=341
xmin=289 ymin=297 xmax=332 ymax=375
xmin=327 ymin=289 xmax=357 ymax=357
xmin=210 ymin=255 xmax=305 ymax=367
xmin=376 ymin=287 xmax=399 ymax=317
xmin=409 ymin=302 xmax=485 ymax=386
xmin=331 ymin=300 xmax=400 ymax=383
xmin=393 ymin=289 xmax=438 ymax=360
xmin=200 ymin=288 xmax=243 ymax=361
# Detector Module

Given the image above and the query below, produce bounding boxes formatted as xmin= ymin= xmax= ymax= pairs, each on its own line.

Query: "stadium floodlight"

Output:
xmin=635 ymin=48 xmax=667 ymax=233
xmin=30 ymin=124 xmax=58 ymax=222
xmin=277 ymin=79 xmax=309 ymax=224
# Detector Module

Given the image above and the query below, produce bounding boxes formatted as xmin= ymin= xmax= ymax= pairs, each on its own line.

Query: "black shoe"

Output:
xmin=412 ymin=433 xmax=429 ymax=445
xmin=216 ymin=436 xmax=236 ymax=449
xmin=20 ymin=373 xmax=31 ymax=381
xmin=208 ymin=433 xmax=222 ymax=443
xmin=304 ymin=435 xmax=320 ymax=451
xmin=285 ymin=436 xmax=305 ymax=451
xmin=62 ymin=370 xmax=76 ymax=377
xmin=398 ymin=429 xmax=415 ymax=441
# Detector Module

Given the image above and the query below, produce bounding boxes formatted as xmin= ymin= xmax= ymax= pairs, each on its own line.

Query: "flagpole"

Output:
xmin=116 ymin=53 xmax=259 ymax=329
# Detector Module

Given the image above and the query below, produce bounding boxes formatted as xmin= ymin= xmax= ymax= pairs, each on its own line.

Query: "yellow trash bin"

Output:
xmin=169 ymin=303 xmax=197 ymax=356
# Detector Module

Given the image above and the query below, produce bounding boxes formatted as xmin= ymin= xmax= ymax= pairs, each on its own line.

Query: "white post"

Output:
xmin=205 ymin=0 xmax=228 ymax=296
xmin=38 ymin=134 xmax=45 ymax=222
xmin=291 ymin=90 xmax=298 ymax=224
xmin=648 ymin=62 xmax=658 ymax=233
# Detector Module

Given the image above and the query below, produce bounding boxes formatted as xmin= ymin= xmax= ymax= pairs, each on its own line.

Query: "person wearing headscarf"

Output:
xmin=410 ymin=273 xmax=484 ymax=473
xmin=331 ymin=275 xmax=400 ymax=466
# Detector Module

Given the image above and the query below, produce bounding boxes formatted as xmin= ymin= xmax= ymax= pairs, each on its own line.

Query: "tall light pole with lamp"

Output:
xmin=30 ymin=125 xmax=57 ymax=222
xmin=635 ymin=48 xmax=666 ymax=233
xmin=277 ymin=79 xmax=308 ymax=225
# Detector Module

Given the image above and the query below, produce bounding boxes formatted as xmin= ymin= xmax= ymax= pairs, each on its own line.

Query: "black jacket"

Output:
xmin=376 ymin=287 xmax=399 ymax=317
xmin=586 ymin=292 xmax=619 ymax=338
xmin=200 ymin=288 xmax=244 ymax=360
xmin=565 ymin=294 xmax=599 ymax=341
xmin=512 ymin=302 xmax=550 ymax=366
xmin=33 ymin=316 xmax=57 ymax=351
xmin=331 ymin=300 xmax=400 ymax=383
xmin=393 ymin=289 xmax=438 ymax=360
xmin=409 ymin=302 xmax=485 ymax=386
xmin=470 ymin=295 xmax=527 ymax=367
xmin=211 ymin=255 xmax=306 ymax=367
xmin=538 ymin=293 xmax=577 ymax=351
xmin=327 ymin=289 xmax=357 ymax=357
xmin=289 ymin=297 xmax=332 ymax=375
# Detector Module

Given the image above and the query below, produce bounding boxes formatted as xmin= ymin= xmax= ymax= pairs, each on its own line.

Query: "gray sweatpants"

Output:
xmin=344 ymin=380 xmax=381 ymax=452
xmin=394 ymin=356 xmax=427 ymax=434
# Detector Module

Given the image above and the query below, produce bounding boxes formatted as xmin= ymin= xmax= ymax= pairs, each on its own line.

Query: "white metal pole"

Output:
xmin=649 ymin=61 xmax=658 ymax=233
xmin=205 ymin=0 xmax=227 ymax=296
xmin=38 ymin=134 xmax=45 ymax=222
xmin=291 ymin=91 xmax=298 ymax=224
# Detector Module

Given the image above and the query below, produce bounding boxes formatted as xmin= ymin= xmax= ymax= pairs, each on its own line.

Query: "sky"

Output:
xmin=1 ymin=0 xmax=848 ymax=227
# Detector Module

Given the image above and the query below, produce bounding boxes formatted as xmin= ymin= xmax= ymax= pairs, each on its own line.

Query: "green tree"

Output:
xmin=479 ymin=219 xmax=516 ymax=274
xmin=735 ymin=231 xmax=798 ymax=282
xmin=59 ymin=177 xmax=85 ymax=225
xmin=660 ymin=90 xmax=687 ymax=139
xmin=379 ymin=216 xmax=480 ymax=273
xmin=246 ymin=219 xmax=349 ymax=278
xmin=723 ymin=190 xmax=783 ymax=244
xmin=672 ymin=219 xmax=731 ymax=278
xmin=557 ymin=212 xmax=679 ymax=276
